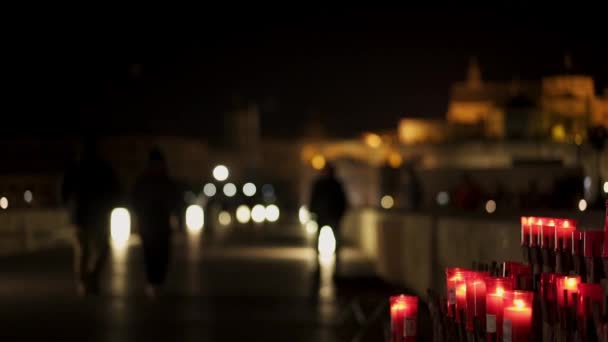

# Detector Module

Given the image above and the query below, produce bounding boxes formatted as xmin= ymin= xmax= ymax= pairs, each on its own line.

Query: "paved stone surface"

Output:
xmin=0 ymin=223 xmax=395 ymax=341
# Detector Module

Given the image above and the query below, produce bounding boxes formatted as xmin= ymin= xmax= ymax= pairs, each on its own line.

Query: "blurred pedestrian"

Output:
xmin=133 ymin=147 xmax=180 ymax=298
xmin=62 ymin=137 xmax=120 ymax=296
xmin=309 ymin=162 xmax=348 ymax=275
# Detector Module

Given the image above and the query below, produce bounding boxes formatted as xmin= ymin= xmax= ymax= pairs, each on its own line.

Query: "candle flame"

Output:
xmin=547 ymin=220 xmax=556 ymax=226
xmin=527 ymin=217 xmax=535 ymax=225
xmin=496 ymin=287 xmax=505 ymax=297
xmin=562 ymin=220 xmax=570 ymax=229
xmin=521 ymin=217 xmax=527 ymax=225
xmin=566 ymin=277 xmax=577 ymax=289
xmin=514 ymin=299 xmax=525 ymax=309
xmin=391 ymin=301 xmax=406 ymax=313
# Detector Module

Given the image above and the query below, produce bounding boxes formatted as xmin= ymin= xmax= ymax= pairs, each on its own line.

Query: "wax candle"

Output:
xmin=465 ymin=272 xmax=488 ymax=332
xmin=554 ymin=219 xmax=576 ymax=252
xmin=556 ymin=275 xmax=580 ymax=308
xmin=446 ymin=268 xmax=468 ymax=320
xmin=577 ymin=283 xmax=603 ymax=339
xmin=540 ymin=273 xmax=557 ymax=302
xmin=584 ymin=230 xmax=604 ymax=258
xmin=520 ymin=216 xmax=531 ymax=247
xmin=540 ymin=218 xmax=556 ymax=250
xmin=502 ymin=291 xmax=534 ymax=342
xmin=572 ymin=231 xmax=584 ymax=256
xmin=390 ymin=295 xmax=418 ymax=342
xmin=484 ymin=277 xmax=512 ymax=340
xmin=503 ymin=261 xmax=531 ymax=290
xmin=529 ymin=217 xmax=543 ymax=247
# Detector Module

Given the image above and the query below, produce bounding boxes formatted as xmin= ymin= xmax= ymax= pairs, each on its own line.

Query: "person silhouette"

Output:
xmin=62 ymin=137 xmax=120 ymax=296
xmin=133 ymin=147 xmax=180 ymax=298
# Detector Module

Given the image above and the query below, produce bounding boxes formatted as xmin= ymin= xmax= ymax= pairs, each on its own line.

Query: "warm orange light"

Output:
xmin=311 ymin=154 xmax=326 ymax=170
xmin=562 ymin=220 xmax=571 ymax=229
xmin=450 ymin=274 xmax=464 ymax=282
xmin=514 ymin=299 xmax=525 ymax=309
xmin=566 ymin=277 xmax=577 ymax=289
xmin=391 ymin=301 xmax=406 ymax=313
xmin=547 ymin=220 xmax=556 ymax=227
xmin=388 ymin=151 xmax=403 ymax=168
xmin=364 ymin=133 xmax=382 ymax=148
xmin=456 ymin=284 xmax=467 ymax=296
xmin=496 ymin=287 xmax=505 ymax=297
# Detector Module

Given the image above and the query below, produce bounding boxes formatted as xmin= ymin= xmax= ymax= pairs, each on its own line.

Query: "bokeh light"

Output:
xmin=212 ymin=165 xmax=229 ymax=181
xmin=318 ymin=225 xmax=336 ymax=258
xmin=0 ymin=197 xmax=8 ymax=210
xmin=24 ymin=190 xmax=33 ymax=204
xmin=380 ymin=195 xmax=394 ymax=209
xmin=306 ymin=220 xmax=318 ymax=235
xmin=218 ymin=211 xmax=232 ymax=226
xmin=110 ymin=208 xmax=131 ymax=246
xmin=299 ymin=206 xmax=311 ymax=225
xmin=236 ymin=205 xmax=251 ymax=224
xmin=603 ymin=181 xmax=608 ymax=194
xmin=265 ymin=204 xmax=280 ymax=223
xmin=388 ymin=151 xmax=403 ymax=168
xmin=578 ymin=199 xmax=587 ymax=212
xmin=243 ymin=183 xmax=257 ymax=197
xmin=185 ymin=205 xmax=204 ymax=233
xmin=223 ymin=183 xmax=237 ymax=197
xmin=436 ymin=191 xmax=449 ymax=206
xmin=203 ymin=183 xmax=217 ymax=197
xmin=364 ymin=133 xmax=382 ymax=148
xmin=485 ymin=200 xmax=497 ymax=214
xmin=311 ymin=154 xmax=326 ymax=170
xmin=251 ymin=205 xmax=266 ymax=223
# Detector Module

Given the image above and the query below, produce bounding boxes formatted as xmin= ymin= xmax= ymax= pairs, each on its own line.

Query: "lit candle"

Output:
xmin=446 ymin=268 xmax=468 ymax=319
xmin=520 ymin=216 xmax=531 ymax=247
xmin=529 ymin=217 xmax=543 ymax=247
xmin=503 ymin=261 xmax=531 ymax=290
xmin=554 ymin=219 xmax=576 ymax=252
xmin=577 ymin=283 xmax=603 ymax=339
xmin=583 ymin=230 xmax=604 ymax=258
xmin=572 ymin=231 xmax=584 ymax=256
xmin=540 ymin=273 xmax=557 ymax=302
xmin=556 ymin=275 xmax=580 ymax=308
xmin=390 ymin=295 xmax=418 ymax=342
xmin=502 ymin=291 xmax=534 ymax=341
xmin=540 ymin=218 xmax=556 ymax=250
xmin=484 ymin=277 xmax=512 ymax=339
xmin=465 ymin=272 xmax=487 ymax=332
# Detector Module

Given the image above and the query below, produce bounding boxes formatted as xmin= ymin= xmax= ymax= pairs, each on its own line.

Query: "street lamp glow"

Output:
xmin=203 ymin=183 xmax=217 ymax=197
xmin=380 ymin=195 xmax=394 ymax=209
xmin=318 ymin=225 xmax=336 ymax=258
xmin=243 ymin=183 xmax=257 ymax=197
xmin=251 ymin=205 xmax=266 ymax=223
xmin=218 ymin=211 xmax=232 ymax=226
xmin=578 ymin=199 xmax=587 ymax=212
xmin=223 ymin=183 xmax=237 ymax=197
xmin=0 ymin=197 xmax=8 ymax=209
xmin=212 ymin=165 xmax=229 ymax=181
xmin=265 ymin=204 xmax=280 ymax=223
xmin=110 ymin=208 xmax=131 ymax=246
xmin=24 ymin=190 xmax=33 ymax=204
xmin=236 ymin=205 xmax=251 ymax=224
xmin=185 ymin=204 xmax=204 ymax=233
xmin=299 ymin=206 xmax=311 ymax=225
xmin=485 ymin=200 xmax=497 ymax=214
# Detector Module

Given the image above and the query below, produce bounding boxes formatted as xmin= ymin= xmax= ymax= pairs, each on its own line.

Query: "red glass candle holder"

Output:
xmin=555 ymin=275 xmax=580 ymax=308
xmin=577 ymin=283 xmax=603 ymax=339
xmin=503 ymin=261 xmax=531 ymax=290
xmin=484 ymin=277 xmax=512 ymax=339
xmin=554 ymin=219 xmax=576 ymax=252
xmin=390 ymin=295 xmax=418 ymax=342
xmin=521 ymin=216 xmax=531 ymax=247
xmin=540 ymin=273 xmax=557 ymax=302
xmin=465 ymin=271 xmax=488 ymax=332
xmin=584 ymin=230 xmax=604 ymax=258
xmin=572 ymin=231 xmax=584 ymax=256
xmin=446 ymin=268 xmax=468 ymax=320
xmin=540 ymin=218 xmax=557 ymax=250
xmin=530 ymin=217 xmax=543 ymax=248
xmin=502 ymin=291 xmax=534 ymax=342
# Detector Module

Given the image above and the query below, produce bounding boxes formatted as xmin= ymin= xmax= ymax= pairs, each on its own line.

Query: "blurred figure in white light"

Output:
xmin=133 ymin=147 xmax=180 ymax=298
xmin=309 ymin=162 xmax=348 ymax=277
xmin=62 ymin=137 xmax=121 ymax=296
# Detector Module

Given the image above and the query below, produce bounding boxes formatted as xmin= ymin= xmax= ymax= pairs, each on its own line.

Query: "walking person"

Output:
xmin=309 ymin=162 xmax=348 ymax=276
xmin=62 ymin=138 xmax=120 ymax=296
xmin=133 ymin=148 xmax=180 ymax=298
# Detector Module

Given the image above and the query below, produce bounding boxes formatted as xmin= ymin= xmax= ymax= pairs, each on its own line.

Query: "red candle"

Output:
xmin=540 ymin=218 xmax=556 ymax=250
xmin=502 ymin=291 xmax=534 ymax=341
xmin=520 ymin=216 xmax=531 ymax=247
xmin=577 ymin=283 xmax=603 ymax=339
xmin=583 ymin=230 xmax=604 ymax=258
xmin=484 ymin=277 xmax=512 ymax=340
xmin=540 ymin=273 xmax=557 ymax=302
xmin=572 ymin=231 xmax=584 ymax=256
xmin=446 ymin=268 xmax=468 ymax=320
xmin=465 ymin=272 xmax=488 ymax=331
xmin=503 ymin=261 xmax=531 ymax=290
xmin=554 ymin=219 xmax=576 ymax=252
xmin=390 ymin=295 xmax=418 ymax=342
xmin=556 ymin=275 xmax=580 ymax=308
xmin=529 ymin=217 xmax=543 ymax=247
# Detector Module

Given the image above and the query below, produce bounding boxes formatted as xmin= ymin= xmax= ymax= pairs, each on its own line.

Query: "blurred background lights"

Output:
xmin=218 ymin=211 xmax=232 ymax=226
xmin=185 ymin=205 xmax=204 ymax=233
xmin=212 ymin=165 xmax=229 ymax=181
xmin=110 ymin=208 xmax=131 ymax=246
xmin=306 ymin=220 xmax=318 ymax=235
xmin=223 ymin=183 xmax=237 ymax=197
xmin=242 ymin=183 xmax=257 ymax=197
xmin=311 ymin=154 xmax=326 ymax=170
xmin=203 ymin=183 xmax=217 ymax=197
xmin=0 ymin=197 xmax=8 ymax=209
xmin=380 ymin=195 xmax=394 ymax=209
xmin=436 ymin=191 xmax=449 ymax=206
xmin=318 ymin=225 xmax=336 ymax=258
xmin=236 ymin=205 xmax=251 ymax=224
xmin=584 ymin=176 xmax=592 ymax=190
xmin=299 ymin=206 xmax=311 ymax=225
xmin=265 ymin=205 xmax=280 ymax=222
xmin=604 ymin=181 xmax=608 ymax=194
xmin=24 ymin=190 xmax=33 ymax=204
xmin=485 ymin=200 xmax=497 ymax=214
xmin=364 ymin=133 xmax=382 ymax=148
xmin=251 ymin=205 xmax=266 ymax=223
xmin=578 ymin=199 xmax=587 ymax=212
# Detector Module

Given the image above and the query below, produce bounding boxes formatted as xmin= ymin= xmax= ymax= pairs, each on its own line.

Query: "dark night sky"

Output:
xmin=4 ymin=13 xmax=607 ymax=140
